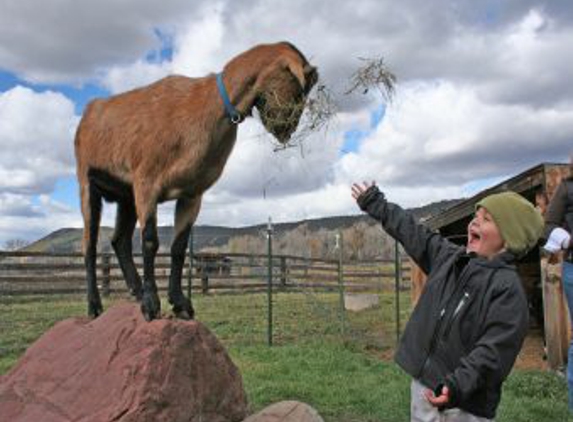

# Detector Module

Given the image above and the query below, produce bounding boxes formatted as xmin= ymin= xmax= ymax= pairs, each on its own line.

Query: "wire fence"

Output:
xmin=0 ymin=238 xmax=412 ymax=373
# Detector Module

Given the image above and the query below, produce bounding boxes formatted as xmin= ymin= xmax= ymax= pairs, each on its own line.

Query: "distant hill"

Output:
xmin=23 ymin=198 xmax=462 ymax=259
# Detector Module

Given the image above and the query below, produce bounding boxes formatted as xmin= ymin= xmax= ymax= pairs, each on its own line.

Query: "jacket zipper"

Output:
xmin=420 ymin=307 xmax=446 ymax=377
xmin=419 ymin=263 xmax=470 ymax=379
xmin=453 ymin=292 xmax=470 ymax=317
xmin=443 ymin=291 xmax=470 ymax=338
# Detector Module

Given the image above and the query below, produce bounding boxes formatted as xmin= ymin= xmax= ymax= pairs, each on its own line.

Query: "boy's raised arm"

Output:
xmin=352 ymin=182 xmax=455 ymax=274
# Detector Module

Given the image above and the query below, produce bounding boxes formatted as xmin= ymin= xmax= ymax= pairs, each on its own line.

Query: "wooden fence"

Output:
xmin=0 ymin=251 xmax=411 ymax=297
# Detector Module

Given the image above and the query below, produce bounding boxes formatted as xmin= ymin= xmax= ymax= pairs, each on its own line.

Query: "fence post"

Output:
xmin=336 ymin=231 xmax=346 ymax=338
xmin=187 ymin=227 xmax=194 ymax=301
xmin=394 ymin=239 xmax=402 ymax=344
xmin=201 ymin=267 xmax=209 ymax=295
xmin=102 ymin=253 xmax=111 ymax=297
xmin=280 ymin=256 xmax=287 ymax=288
xmin=267 ymin=218 xmax=274 ymax=347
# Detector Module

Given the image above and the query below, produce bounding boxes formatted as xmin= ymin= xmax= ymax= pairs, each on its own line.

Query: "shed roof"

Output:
xmin=425 ymin=162 xmax=568 ymax=231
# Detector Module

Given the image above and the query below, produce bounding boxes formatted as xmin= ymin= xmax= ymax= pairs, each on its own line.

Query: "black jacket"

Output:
xmin=358 ymin=186 xmax=528 ymax=419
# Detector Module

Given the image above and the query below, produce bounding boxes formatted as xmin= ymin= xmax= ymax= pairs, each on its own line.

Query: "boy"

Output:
xmin=352 ymin=183 xmax=544 ymax=421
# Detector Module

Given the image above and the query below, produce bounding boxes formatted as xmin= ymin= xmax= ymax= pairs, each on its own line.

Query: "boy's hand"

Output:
xmin=352 ymin=181 xmax=383 ymax=212
xmin=425 ymin=385 xmax=450 ymax=407
xmin=351 ymin=181 xmax=376 ymax=201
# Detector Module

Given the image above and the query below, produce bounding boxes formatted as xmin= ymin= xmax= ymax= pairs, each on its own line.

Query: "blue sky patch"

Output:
xmin=51 ymin=176 xmax=80 ymax=210
xmin=461 ymin=174 xmax=508 ymax=196
xmin=0 ymin=69 xmax=20 ymax=91
xmin=340 ymin=103 xmax=387 ymax=154
xmin=147 ymin=27 xmax=174 ymax=63
xmin=0 ymin=69 xmax=109 ymax=114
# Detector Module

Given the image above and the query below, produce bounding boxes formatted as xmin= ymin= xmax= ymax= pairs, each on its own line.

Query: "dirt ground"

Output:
xmin=373 ymin=327 xmax=550 ymax=371
xmin=514 ymin=327 xmax=550 ymax=371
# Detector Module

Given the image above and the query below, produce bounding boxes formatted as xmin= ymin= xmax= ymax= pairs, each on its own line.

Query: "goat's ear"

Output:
xmin=303 ymin=64 xmax=318 ymax=91
xmin=280 ymin=57 xmax=306 ymax=90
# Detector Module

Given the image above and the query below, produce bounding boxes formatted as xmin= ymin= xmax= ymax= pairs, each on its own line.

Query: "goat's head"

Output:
xmin=254 ymin=44 xmax=318 ymax=144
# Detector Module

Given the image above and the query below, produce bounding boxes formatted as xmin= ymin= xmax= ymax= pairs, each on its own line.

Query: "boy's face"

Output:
xmin=467 ymin=207 xmax=506 ymax=259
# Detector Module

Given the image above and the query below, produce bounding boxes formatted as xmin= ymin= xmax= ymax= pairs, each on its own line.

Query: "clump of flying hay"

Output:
xmin=261 ymin=56 xmax=396 ymax=151
xmin=345 ymin=56 xmax=396 ymax=100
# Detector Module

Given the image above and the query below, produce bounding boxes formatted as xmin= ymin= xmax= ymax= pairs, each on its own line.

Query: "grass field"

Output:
xmin=1 ymin=292 xmax=571 ymax=421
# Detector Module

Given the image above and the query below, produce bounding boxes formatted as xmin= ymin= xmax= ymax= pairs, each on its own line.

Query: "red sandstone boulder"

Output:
xmin=0 ymin=302 xmax=249 ymax=422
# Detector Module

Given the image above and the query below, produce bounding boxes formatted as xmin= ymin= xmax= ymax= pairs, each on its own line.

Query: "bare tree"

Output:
xmin=3 ymin=238 xmax=29 ymax=251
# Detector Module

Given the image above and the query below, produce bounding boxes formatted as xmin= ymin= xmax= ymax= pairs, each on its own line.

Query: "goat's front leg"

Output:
xmin=168 ymin=197 xmax=201 ymax=319
xmin=140 ymin=215 xmax=161 ymax=321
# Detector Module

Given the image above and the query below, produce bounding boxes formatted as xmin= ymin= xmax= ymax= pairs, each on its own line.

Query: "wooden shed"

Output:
xmin=411 ymin=162 xmax=570 ymax=370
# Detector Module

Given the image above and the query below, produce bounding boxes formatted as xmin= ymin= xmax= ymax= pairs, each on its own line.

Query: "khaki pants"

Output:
xmin=411 ymin=380 xmax=493 ymax=422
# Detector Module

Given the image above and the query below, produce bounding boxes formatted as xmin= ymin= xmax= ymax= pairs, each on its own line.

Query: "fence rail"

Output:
xmin=0 ymin=251 xmax=410 ymax=296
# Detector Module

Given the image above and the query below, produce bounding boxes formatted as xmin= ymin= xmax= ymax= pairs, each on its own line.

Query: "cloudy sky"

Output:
xmin=0 ymin=0 xmax=571 ymax=246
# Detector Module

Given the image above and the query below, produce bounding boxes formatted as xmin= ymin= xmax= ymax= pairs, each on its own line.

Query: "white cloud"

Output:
xmin=0 ymin=193 xmax=42 ymax=218
xmin=337 ymin=80 xmax=573 ymax=190
xmin=476 ymin=8 xmax=573 ymax=106
xmin=0 ymin=195 xmax=82 ymax=245
xmin=100 ymin=2 xmax=226 ymax=94
xmin=1 ymin=0 xmax=573 ymax=244
xmin=209 ymin=119 xmax=342 ymax=199
xmin=0 ymin=0 xmax=202 ymax=84
xmin=171 ymin=2 xmax=226 ymax=77
xmin=100 ymin=60 xmax=171 ymax=95
xmin=0 ymin=86 xmax=78 ymax=195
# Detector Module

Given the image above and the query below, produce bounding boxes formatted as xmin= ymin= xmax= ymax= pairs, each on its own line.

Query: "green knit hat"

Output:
xmin=476 ymin=191 xmax=544 ymax=257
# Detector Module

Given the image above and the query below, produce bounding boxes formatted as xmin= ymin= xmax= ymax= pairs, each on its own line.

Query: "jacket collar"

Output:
xmin=461 ymin=250 xmax=516 ymax=268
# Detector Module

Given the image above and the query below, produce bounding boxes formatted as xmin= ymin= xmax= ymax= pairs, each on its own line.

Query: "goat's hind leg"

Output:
xmin=168 ymin=197 xmax=201 ymax=319
xmin=140 ymin=214 xmax=161 ymax=321
xmin=81 ymin=181 xmax=103 ymax=317
xmin=112 ymin=200 xmax=143 ymax=300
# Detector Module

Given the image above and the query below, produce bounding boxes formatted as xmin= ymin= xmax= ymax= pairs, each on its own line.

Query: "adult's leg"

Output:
xmin=562 ymin=261 xmax=573 ymax=411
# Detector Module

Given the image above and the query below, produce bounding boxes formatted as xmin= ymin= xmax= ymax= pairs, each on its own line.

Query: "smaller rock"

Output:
xmin=344 ymin=293 xmax=379 ymax=312
xmin=242 ymin=401 xmax=324 ymax=422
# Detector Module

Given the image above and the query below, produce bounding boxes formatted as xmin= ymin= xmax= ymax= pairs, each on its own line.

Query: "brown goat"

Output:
xmin=74 ymin=42 xmax=318 ymax=321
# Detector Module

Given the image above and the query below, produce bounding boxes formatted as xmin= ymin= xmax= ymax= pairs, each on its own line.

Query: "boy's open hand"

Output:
xmin=425 ymin=386 xmax=450 ymax=407
xmin=351 ymin=181 xmax=376 ymax=201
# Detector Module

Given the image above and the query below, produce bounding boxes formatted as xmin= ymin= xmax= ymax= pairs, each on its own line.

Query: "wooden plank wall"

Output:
xmin=541 ymin=164 xmax=571 ymax=369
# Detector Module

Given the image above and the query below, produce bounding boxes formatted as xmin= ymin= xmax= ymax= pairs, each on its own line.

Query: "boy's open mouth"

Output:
xmin=468 ymin=228 xmax=481 ymax=245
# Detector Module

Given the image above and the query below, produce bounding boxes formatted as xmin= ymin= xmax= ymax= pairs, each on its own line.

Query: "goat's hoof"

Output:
xmin=170 ymin=297 xmax=194 ymax=320
xmin=88 ymin=301 xmax=103 ymax=318
xmin=174 ymin=308 xmax=194 ymax=320
xmin=141 ymin=292 xmax=161 ymax=321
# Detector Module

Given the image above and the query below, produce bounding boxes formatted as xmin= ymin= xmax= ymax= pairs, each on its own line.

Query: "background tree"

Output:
xmin=3 ymin=238 xmax=29 ymax=251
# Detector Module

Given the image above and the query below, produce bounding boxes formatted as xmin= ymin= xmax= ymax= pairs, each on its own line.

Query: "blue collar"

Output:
xmin=216 ymin=73 xmax=242 ymax=124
